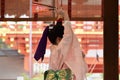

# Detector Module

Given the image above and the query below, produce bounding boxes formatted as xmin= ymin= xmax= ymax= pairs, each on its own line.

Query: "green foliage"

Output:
xmin=21 ymin=73 xmax=44 ymax=80
xmin=0 ymin=26 xmax=2 ymax=28
xmin=21 ymin=73 xmax=29 ymax=80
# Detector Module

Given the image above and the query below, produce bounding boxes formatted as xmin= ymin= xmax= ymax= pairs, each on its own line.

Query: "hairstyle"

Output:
xmin=47 ymin=21 xmax=64 ymax=45
xmin=34 ymin=19 xmax=64 ymax=61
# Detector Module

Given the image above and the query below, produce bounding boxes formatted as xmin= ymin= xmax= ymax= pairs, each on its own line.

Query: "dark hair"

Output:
xmin=47 ymin=22 xmax=64 ymax=45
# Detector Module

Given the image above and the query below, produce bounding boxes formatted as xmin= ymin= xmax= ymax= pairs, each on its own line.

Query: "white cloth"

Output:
xmin=49 ymin=20 xmax=88 ymax=80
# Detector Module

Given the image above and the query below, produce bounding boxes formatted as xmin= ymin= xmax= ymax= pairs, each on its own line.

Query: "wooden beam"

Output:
xmin=0 ymin=17 xmax=103 ymax=21
xmin=0 ymin=17 xmax=56 ymax=21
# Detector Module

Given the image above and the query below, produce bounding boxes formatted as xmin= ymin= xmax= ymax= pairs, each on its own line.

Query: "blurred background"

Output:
xmin=0 ymin=0 xmax=117 ymax=80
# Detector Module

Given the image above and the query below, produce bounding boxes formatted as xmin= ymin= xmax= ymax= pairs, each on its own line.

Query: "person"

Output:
xmin=34 ymin=9 xmax=88 ymax=80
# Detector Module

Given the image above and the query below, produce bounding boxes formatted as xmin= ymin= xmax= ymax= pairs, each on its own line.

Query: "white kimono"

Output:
xmin=49 ymin=20 xmax=88 ymax=80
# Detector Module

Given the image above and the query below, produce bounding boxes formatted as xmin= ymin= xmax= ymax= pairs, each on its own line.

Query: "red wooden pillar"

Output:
xmin=1 ymin=0 xmax=5 ymax=18
xmin=68 ymin=0 xmax=72 ymax=20
xmin=103 ymin=0 xmax=119 ymax=79
xmin=34 ymin=0 xmax=38 ymax=19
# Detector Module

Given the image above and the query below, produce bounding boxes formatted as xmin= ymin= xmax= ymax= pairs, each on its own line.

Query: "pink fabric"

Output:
xmin=49 ymin=21 xmax=88 ymax=80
